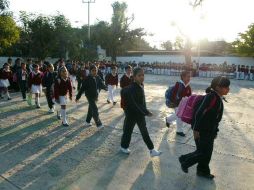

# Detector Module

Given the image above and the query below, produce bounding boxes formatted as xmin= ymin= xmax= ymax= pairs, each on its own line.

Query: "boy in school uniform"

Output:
xmin=105 ymin=66 xmax=118 ymax=105
xmin=76 ymin=65 xmax=108 ymax=129
xmin=17 ymin=63 xmax=28 ymax=101
xmin=43 ymin=64 xmax=57 ymax=113
xmin=166 ymin=71 xmax=192 ymax=137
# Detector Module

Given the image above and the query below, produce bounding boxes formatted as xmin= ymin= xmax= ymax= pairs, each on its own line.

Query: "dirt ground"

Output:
xmin=0 ymin=74 xmax=254 ymax=190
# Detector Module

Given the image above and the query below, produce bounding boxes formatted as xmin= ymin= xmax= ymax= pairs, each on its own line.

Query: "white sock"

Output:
xmin=57 ymin=109 xmax=61 ymax=117
xmin=61 ymin=109 xmax=67 ymax=124
xmin=35 ymin=96 xmax=39 ymax=105
xmin=37 ymin=97 xmax=40 ymax=106
xmin=6 ymin=91 xmax=10 ymax=98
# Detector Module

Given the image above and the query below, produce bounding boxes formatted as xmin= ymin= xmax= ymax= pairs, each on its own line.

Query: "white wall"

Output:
xmin=117 ymin=55 xmax=254 ymax=66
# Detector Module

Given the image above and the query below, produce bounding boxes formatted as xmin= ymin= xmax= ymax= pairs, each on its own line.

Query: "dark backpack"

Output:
xmin=165 ymin=82 xmax=183 ymax=108
xmin=120 ymin=85 xmax=134 ymax=110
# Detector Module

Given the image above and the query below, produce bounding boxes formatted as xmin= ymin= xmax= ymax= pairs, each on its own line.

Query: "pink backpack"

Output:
xmin=176 ymin=94 xmax=216 ymax=124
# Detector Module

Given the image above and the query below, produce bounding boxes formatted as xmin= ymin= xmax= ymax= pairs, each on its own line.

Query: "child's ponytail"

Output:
xmin=205 ymin=86 xmax=213 ymax=94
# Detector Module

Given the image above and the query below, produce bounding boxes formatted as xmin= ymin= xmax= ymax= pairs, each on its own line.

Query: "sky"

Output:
xmin=9 ymin=0 xmax=254 ymax=48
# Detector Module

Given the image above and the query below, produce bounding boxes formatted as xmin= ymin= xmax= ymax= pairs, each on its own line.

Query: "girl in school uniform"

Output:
xmin=179 ymin=76 xmax=230 ymax=179
xmin=105 ymin=66 xmax=118 ymax=105
xmin=54 ymin=66 xmax=73 ymax=127
xmin=28 ymin=64 xmax=43 ymax=108
xmin=0 ymin=63 xmax=12 ymax=100
xmin=120 ymin=67 xmax=162 ymax=157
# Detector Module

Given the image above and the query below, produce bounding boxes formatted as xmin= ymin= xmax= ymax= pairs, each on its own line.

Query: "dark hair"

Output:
xmin=89 ymin=64 xmax=97 ymax=71
xmin=125 ymin=65 xmax=132 ymax=71
xmin=133 ymin=67 xmax=144 ymax=77
xmin=180 ymin=70 xmax=190 ymax=80
xmin=206 ymin=76 xmax=230 ymax=93
xmin=33 ymin=64 xmax=39 ymax=68
xmin=21 ymin=62 xmax=26 ymax=66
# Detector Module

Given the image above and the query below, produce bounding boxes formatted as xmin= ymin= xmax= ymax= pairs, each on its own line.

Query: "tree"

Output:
xmin=174 ymin=36 xmax=184 ymax=50
xmin=50 ymin=14 xmax=73 ymax=58
xmin=190 ymin=0 xmax=204 ymax=8
xmin=232 ymin=23 xmax=254 ymax=56
xmin=0 ymin=0 xmax=19 ymax=53
xmin=0 ymin=15 xmax=19 ymax=53
xmin=0 ymin=0 xmax=9 ymax=14
xmin=109 ymin=1 xmax=146 ymax=61
xmin=161 ymin=40 xmax=173 ymax=50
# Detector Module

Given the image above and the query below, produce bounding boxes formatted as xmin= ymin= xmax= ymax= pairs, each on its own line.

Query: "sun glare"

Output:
xmin=173 ymin=10 xmax=207 ymax=43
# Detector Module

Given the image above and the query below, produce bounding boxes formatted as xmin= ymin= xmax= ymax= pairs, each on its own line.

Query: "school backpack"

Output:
xmin=176 ymin=94 xmax=216 ymax=124
xmin=120 ymin=85 xmax=134 ymax=110
xmin=165 ymin=82 xmax=183 ymax=108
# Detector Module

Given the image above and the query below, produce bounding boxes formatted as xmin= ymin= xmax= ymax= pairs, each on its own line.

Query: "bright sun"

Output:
xmin=172 ymin=9 xmax=208 ymax=43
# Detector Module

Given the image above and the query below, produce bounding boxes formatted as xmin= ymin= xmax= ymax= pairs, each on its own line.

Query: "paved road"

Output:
xmin=0 ymin=75 xmax=254 ymax=190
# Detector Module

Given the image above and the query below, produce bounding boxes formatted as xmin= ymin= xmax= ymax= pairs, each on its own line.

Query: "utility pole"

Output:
xmin=82 ymin=0 xmax=95 ymax=41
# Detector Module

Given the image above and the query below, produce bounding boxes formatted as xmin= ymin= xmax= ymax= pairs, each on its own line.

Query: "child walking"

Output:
xmin=0 ymin=63 xmax=12 ymax=100
xmin=28 ymin=64 xmax=43 ymax=108
xmin=17 ymin=62 xmax=28 ymax=101
xmin=166 ymin=71 xmax=192 ymax=137
xmin=43 ymin=64 xmax=57 ymax=113
xmin=54 ymin=66 xmax=73 ymax=126
xmin=120 ymin=67 xmax=162 ymax=157
xmin=120 ymin=65 xmax=133 ymax=88
xmin=179 ymin=76 xmax=230 ymax=179
xmin=75 ymin=65 xmax=107 ymax=129
xmin=120 ymin=65 xmax=133 ymax=109
xmin=69 ymin=62 xmax=78 ymax=90
xmin=105 ymin=66 xmax=118 ymax=105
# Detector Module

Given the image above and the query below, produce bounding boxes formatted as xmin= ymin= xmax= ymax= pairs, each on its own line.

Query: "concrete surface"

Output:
xmin=0 ymin=74 xmax=254 ymax=190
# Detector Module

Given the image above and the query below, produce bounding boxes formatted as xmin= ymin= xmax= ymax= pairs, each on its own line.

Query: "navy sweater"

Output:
xmin=76 ymin=75 xmax=107 ymax=100
xmin=192 ymin=91 xmax=224 ymax=138
xmin=124 ymin=82 xmax=150 ymax=117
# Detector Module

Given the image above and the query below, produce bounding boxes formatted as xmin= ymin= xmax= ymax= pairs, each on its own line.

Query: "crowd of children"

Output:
xmin=0 ymin=57 xmax=232 ymax=179
xmin=118 ymin=61 xmax=254 ymax=80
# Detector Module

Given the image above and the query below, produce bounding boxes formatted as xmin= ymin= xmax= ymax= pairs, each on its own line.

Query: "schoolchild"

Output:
xmin=76 ymin=65 xmax=107 ymax=129
xmin=179 ymin=76 xmax=230 ymax=179
xmin=120 ymin=67 xmax=162 ymax=157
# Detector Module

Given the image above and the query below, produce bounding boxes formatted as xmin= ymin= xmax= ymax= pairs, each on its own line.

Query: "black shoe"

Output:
xmin=197 ymin=171 xmax=215 ymax=179
xmin=179 ymin=161 xmax=188 ymax=173
xmin=62 ymin=122 xmax=69 ymax=127
xmin=165 ymin=118 xmax=170 ymax=128
xmin=178 ymin=155 xmax=185 ymax=164
xmin=107 ymin=100 xmax=110 ymax=104
xmin=7 ymin=97 xmax=12 ymax=101
xmin=176 ymin=132 xmax=186 ymax=137
xmin=113 ymin=102 xmax=117 ymax=105
xmin=0 ymin=96 xmax=3 ymax=99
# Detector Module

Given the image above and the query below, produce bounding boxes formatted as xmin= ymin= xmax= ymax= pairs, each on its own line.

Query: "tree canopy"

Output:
xmin=232 ymin=24 xmax=254 ymax=56
xmin=0 ymin=0 xmax=19 ymax=52
xmin=0 ymin=0 xmax=9 ymax=14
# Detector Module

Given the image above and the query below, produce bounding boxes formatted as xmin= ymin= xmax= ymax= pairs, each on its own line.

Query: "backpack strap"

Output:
xmin=174 ymin=82 xmax=184 ymax=102
xmin=204 ymin=95 xmax=217 ymax=114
